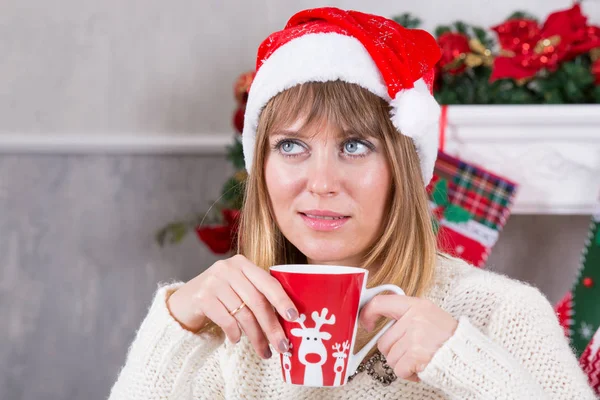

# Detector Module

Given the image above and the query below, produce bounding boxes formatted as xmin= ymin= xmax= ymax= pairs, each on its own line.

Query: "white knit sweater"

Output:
xmin=108 ymin=255 xmax=596 ymax=399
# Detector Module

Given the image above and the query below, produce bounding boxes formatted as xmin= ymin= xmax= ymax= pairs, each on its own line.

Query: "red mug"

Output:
xmin=269 ymin=264 xmax=404 ymax=387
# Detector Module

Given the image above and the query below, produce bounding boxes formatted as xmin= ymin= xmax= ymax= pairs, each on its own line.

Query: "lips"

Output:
xmin=299 ymin=209 xmax=350 ymax=231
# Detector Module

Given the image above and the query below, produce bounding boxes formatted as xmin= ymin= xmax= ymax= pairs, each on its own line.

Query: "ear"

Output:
xmin=320 ymin=332 xmax=331 ymax=340
xmin=290 ymin=328 xmax=303 ymax=337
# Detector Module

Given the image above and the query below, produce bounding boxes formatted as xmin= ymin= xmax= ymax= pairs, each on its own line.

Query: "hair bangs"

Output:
xmin=264 ymin=81 xmax=391 ymax=141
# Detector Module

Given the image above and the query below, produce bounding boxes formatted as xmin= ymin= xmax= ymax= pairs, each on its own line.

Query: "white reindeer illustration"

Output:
xmin=290 ymin=308 xmax=336 ymax=386
xmin=332 ymin=340 xmax=350 ymax=386
xmin=282 ymin=341 xmax=293 ymax=383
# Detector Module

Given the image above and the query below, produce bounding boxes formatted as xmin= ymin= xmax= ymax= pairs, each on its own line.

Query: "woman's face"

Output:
xmin=265 ymin=118 xmax=392 ymax=267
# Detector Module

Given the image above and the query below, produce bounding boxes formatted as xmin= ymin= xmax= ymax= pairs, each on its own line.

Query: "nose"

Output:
xmin=307 ymin=150 xmax=340 ymax=196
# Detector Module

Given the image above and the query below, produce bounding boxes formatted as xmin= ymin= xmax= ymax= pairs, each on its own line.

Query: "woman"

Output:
xmin=109 ymin=8 xmax=595 ymax=399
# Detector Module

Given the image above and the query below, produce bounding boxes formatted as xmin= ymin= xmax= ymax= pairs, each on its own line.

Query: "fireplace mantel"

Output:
xmin=443 ymin=105 xmax=600 ymax=215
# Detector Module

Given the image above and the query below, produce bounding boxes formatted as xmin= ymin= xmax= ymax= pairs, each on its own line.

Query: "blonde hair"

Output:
xmin=236 ymin=81 xmax=438 ymax=356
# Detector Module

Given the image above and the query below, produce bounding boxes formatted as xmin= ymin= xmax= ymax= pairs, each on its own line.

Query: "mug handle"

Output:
xmin=346 ymin=284 xmax=405 ymax=376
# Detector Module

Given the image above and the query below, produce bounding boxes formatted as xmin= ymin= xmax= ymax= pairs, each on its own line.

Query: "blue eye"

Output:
xmin=343 ymin=140 xmax=369 ymax=155
xmin=278 ymin=140 xmax=304 ymax=155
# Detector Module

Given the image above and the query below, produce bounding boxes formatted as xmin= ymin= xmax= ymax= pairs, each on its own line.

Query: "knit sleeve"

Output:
xmin=108 ymin=282 xmax=225 ymax=400
xmin=418 ymin=285 xmax=596 ymax=400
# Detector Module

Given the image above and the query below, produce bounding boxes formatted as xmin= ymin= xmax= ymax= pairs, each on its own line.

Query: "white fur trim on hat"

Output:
xmin=390 ymin=78 xmax=441 ymax=185
xmin=242 ymin=32 xmax=439 ymax=185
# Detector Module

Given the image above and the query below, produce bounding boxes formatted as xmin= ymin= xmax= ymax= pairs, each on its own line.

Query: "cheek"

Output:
xmin=350 ymin=161 xmax=391 ymax=218
xmin=265 ymin=156 xmax=304 ymax=210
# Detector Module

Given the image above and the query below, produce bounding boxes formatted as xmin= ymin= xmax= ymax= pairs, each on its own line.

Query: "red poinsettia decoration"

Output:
xmin=195 ymin=209 xmax=241 ymax=254
xmin=491 ymin=4 xmax=600 ymax=81
xmin=437 ymin=32 xmax=471 ymax=75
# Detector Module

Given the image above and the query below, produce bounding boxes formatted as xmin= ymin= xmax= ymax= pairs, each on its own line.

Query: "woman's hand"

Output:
xmin=167 ymin=255 xmax=298 ymax=360
xmin=359 ymin=295 xmax=458 ymax=382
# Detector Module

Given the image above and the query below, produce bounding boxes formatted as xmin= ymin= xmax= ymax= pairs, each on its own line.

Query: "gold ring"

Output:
xmin=229 ymin=302 xmax=247 ymax=317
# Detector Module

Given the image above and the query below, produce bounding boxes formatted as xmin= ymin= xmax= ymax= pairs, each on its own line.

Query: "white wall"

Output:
xmin=1 ymin=0 xmax=598 ymax=136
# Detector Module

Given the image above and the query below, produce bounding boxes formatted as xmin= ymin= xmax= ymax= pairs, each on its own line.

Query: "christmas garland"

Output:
xmin=156 ymin=3 xmax=600 ymax=252
xmin=395 ymin=3 xmax=600 ymax=104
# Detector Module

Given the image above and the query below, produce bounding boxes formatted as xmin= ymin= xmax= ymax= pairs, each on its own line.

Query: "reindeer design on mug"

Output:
xmin=291 ymin=308 xmax=336 ymax=386
xmin=282 ymin=342 xmax=293 ymax=383
xmin=332 ymin=340 xmax=350 ymax=386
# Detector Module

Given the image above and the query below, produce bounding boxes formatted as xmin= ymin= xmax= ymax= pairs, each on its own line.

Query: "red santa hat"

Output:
xmin=242 ymin=7 xmax=442 ymax=185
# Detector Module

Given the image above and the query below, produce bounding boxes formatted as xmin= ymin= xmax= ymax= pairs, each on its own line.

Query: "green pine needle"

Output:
xmin=392 ymin=13 xmax=422 ymax=28
xmin=452 ymin=21 xmax=468 ymax=35
xmin=505 ymin=11 xmax=538 ymax=22
xmin=226 ymin=138 xmax=245 ymax=170
xmin=435 ymin=25 xmax=452 ymax=38
xmin=593 ymin=86 xmax=600 ymax=103
xmin=155 ymin=222 xmax=190 ymax=246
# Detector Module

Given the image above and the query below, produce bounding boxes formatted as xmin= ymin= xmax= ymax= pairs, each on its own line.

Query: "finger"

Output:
xmin=388 ymin=341 xmax=421 ymax=382
xmin=392 ymin=352 xmax=417 ymax=381
xmin=228 ymin=267 xmax=290 ymax=354
xmin=386 ymin=336 xmax=410 ymax=369
xmin=377 ymin=318 xmax=409 ymax=357
xmin=200 ymin=296 xmax=242 ymax=344
xmin=231 ymin=302 xmax=273 ymax=359
xmin=212 ymin=284 xmax=246 ymax=343
xmin=394 ymin=352 xmax=420 ymax=383
xmin=233 ymin=255 xmax=299 ymax=321
xmin=359 ymin=294 xmax=418 ymax=332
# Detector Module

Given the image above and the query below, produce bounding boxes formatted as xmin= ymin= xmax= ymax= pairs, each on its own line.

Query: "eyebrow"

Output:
xmin=269 ymin=129 xmax=304 ymax=138
xmin=269 ymin=128 xmax=371 ymax=140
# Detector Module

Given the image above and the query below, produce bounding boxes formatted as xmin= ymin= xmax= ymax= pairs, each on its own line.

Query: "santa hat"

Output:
xmin=242 ymin=7 xmax=442 ymax=185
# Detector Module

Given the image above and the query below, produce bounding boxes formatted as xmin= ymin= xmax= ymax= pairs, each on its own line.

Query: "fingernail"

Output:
xmin=264 ymin=348 xmax=272 ymax=359
xmin=286 ymin=308 xmax=298 ymax=321
xmin=278 ymin=338 xmax=289 ymax=353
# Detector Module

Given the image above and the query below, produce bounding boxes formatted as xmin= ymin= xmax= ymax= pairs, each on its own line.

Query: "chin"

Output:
xmin=293 ymin=238 xmax=361 ymax=266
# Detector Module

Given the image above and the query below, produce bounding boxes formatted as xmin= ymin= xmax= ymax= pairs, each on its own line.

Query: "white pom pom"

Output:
xmin=389 ymin=78 xmax=441 ymax=185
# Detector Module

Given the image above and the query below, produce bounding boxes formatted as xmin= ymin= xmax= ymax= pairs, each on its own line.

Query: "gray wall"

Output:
xmin=0 ymin=155 xmax=233 ymax=400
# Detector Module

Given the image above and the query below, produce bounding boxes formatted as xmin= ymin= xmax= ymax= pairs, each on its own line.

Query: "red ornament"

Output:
xmin=437 ymin=32 xmax=471 ymax=75
xmin=233 ymin=71 xmax=254 ymax=105
xmin=196 ymin=225 xmax=234 ymax=254
xmin=233 ymin=71 xmax=254 ymax=134
xmin=592 ymin=58 xmax=600 ymax=86
xmin=233 ymin=106 xmax=245 ymax=134
xmin=195 ymin=209 xmax=241 ymax=254
xmin=583 ymin=277 xmax=594 ymax=288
